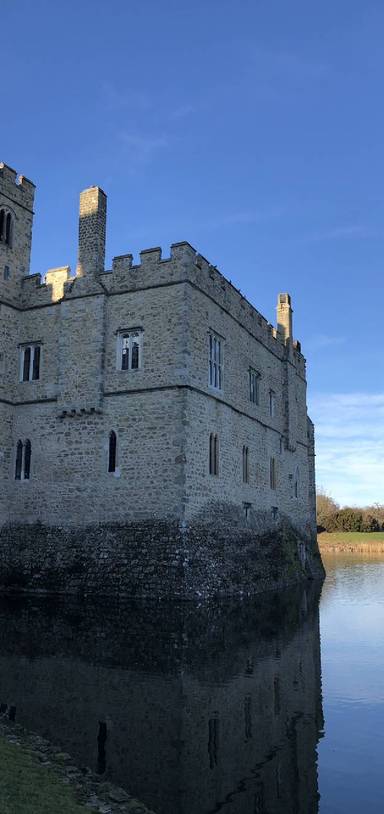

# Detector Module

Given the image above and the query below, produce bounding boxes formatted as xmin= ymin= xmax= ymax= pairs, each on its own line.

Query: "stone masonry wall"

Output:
xmin=0 ymin=167 xmax=323 ymax=596
xmin=0 ymin=163 xmax=35 ymax=306
xmin=0 ymin=517 xmax=324 ymax=599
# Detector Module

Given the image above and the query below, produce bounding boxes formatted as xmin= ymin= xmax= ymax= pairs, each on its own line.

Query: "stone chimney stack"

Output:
xmin=76 ymin=186 xmax=107 ymax=277
xmin=276 ymin=293 xmax=293 ymax=343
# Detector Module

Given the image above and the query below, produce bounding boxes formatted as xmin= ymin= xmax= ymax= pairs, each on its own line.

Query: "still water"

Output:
xmin=0 ymin=553 xmax=382 ymax=813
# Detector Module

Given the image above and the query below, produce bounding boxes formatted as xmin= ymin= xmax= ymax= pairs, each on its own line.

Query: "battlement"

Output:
xmin=0 ymin=162 xmax=35 ymax=210
xmin=1 ymin=166 xmax=305 ymax=375
xmin=16 ymin=232 xmax=305 ymax=375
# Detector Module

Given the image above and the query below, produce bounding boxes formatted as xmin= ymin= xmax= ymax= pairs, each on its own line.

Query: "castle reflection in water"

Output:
xmin=0 ymin=584 xmax=323 ymax=814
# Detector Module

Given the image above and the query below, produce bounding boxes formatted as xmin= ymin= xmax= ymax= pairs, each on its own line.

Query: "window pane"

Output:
xmin=108 ymin=431 xmax=117 ymax=473
xmin=24 ymin=440 xmax=31 ymax=480
xmin=32 ymin=346 xmax=40 ymax=380
xmin=131 ymin=342 xmax=139 ymax=369
xmin=121 ymin=338 xmax=129 ymax=370
xmin=23 ymin=347 xmax=31 ymax=381
xmin=215 ymin=435 xmax=219 ymax=475
xmin=5 ymin=213 xmax=12 ymax=245
xmin=15 ymin=441 xmax=23 ymax=480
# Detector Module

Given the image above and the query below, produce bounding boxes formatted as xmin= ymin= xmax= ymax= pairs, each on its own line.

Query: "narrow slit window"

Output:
xmin=242 ymin=446 xmax=249 ymax=483
xmin=131 ymin=341 xmax=139 ymax=370
xmin=270 ymin=457 xmax=277 ymax=490
xmin=294 ymin=467 xmax=299 ymax=499
xmin=249 ymin=369 xmax=260 ymax=405
xmin=121 ymin=337 xmax=130 ymax=370
xmin=269 ymin=390 xmax=276 ymax=418
xmin=108 ymin=431 xmax=117 ymax=473
xmin=15 ymin=441 xmax=23 ymax=480
xmin=0 ymin=210 xmax=4 ymax=241
xmin=32 ymin=346 xmax=40 ymax=380
xmin=22 ymin=347 xmax=31 ymax=382
xmin=209 ymin=433 xmax=219 ymax=476
xmin=24 ymin=440 xmax=31 ymax=480
xmin=5 ymin=213 xmax=12 ymax=246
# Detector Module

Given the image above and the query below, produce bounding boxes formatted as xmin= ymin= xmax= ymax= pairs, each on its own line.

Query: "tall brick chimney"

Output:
xmin=76 ymin=186 xmax=107 ymax=277
xmin=276 ymin=293 xmax=293 ymax=343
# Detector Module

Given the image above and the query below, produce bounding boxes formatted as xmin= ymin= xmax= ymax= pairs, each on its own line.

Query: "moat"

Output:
xmin=0 ymin=553 xmax=382 ymax=813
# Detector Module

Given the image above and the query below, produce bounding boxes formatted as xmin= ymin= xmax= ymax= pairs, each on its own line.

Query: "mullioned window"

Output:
xmin=19 ymin=344 xmax=41 ymax=382
xmin=117 ymin=330 xmax=143 ymax=371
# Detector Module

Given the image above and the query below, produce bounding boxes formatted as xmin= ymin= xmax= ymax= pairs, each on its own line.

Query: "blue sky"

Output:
xmin=2 ymin=0 xmax=383 ymax=505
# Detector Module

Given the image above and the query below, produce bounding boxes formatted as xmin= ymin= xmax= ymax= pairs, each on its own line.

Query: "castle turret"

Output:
xmin=76 ymin=186 xmax=107 ymax=277
xmin=276 ymin=292 xmax=293 ymax=343
xmin=0 ymin=162 xmax=35 ymax=305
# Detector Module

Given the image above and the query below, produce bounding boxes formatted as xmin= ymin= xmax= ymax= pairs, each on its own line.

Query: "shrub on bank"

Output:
xmin=318 ymin=507 xmax=384 ymax=533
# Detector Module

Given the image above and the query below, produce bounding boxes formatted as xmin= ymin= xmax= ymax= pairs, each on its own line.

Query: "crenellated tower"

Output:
xmin=0 ymin=162 xmax=35 ymax=306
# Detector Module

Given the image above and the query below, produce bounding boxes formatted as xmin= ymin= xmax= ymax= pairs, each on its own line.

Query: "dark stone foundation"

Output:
xmin=0 ymin=516 xmax=325 ymax=598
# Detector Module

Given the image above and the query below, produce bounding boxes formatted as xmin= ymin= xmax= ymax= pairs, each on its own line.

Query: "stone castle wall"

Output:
xmin=0 ymin=163 xmax=324 ymax=596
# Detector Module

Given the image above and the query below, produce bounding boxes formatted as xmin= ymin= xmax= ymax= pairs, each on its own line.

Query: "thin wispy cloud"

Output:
xmin=249 ymin=48 xmax=329 ymax=84
xmin=309 ymin=393 xmax=384 ymax=506
xmin=117 ymin=130 xmax=169 ymax=167
xmin=100 ymin=80 xmax=152 ymax=111
xmin=200 ymin=207 xmax=285 ymax=232
xmin=299 ymin=225 xmax=378 ymax=244
xmin=306 ymin=334 xmax=346 ymax=352
xmin=170 ymin=104 xmax=196 ymax=120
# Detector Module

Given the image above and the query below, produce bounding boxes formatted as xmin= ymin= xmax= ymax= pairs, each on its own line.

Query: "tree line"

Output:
xmin=317 ymin=489 xmax=384 ymax=533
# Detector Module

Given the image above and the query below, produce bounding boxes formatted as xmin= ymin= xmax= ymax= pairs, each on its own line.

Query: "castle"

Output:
xmin=0 ymin=161 xmax=324 ymax=596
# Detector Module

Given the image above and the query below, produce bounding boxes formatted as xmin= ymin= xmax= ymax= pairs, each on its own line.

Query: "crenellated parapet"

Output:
xmin=0 ymin=163 xmax=35 ymax=212
xmin=98 ymin=240 xmax=305 ymax=372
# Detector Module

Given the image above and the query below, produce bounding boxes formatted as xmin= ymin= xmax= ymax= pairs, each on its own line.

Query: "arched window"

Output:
xmin=108 ymin=431 xmax=117 ymax=473
xmin=242 ymin=445 xmax=249 ymax=483
xmin=24 ymin=440 xmax=31 ymax=480
xmin=14 ymin=440 xmax=31 ymax=480
xmin=15 ymin=440 xmax=23 ymax=480
xmin=209 ymin=433 xmax=219 ymax=476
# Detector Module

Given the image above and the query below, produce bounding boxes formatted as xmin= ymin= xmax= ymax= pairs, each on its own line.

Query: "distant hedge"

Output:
xmin=318 ymin=508 xmax=383 ymax=533
xmin=316 ymin=489 xmax=384 ymax=533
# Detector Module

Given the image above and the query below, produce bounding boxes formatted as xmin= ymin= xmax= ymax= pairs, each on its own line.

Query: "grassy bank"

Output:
xmin=318 ymin=531 xmax=384 ymax=552
xmin=0 ymin=737 xmax=86 ymax=814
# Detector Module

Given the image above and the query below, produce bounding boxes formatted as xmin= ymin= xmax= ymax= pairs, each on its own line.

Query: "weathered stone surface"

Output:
xmin=0 ymin=163 xmax=324 ymax=597
xmin=0 ymin=512 xmax=323 ymax=598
